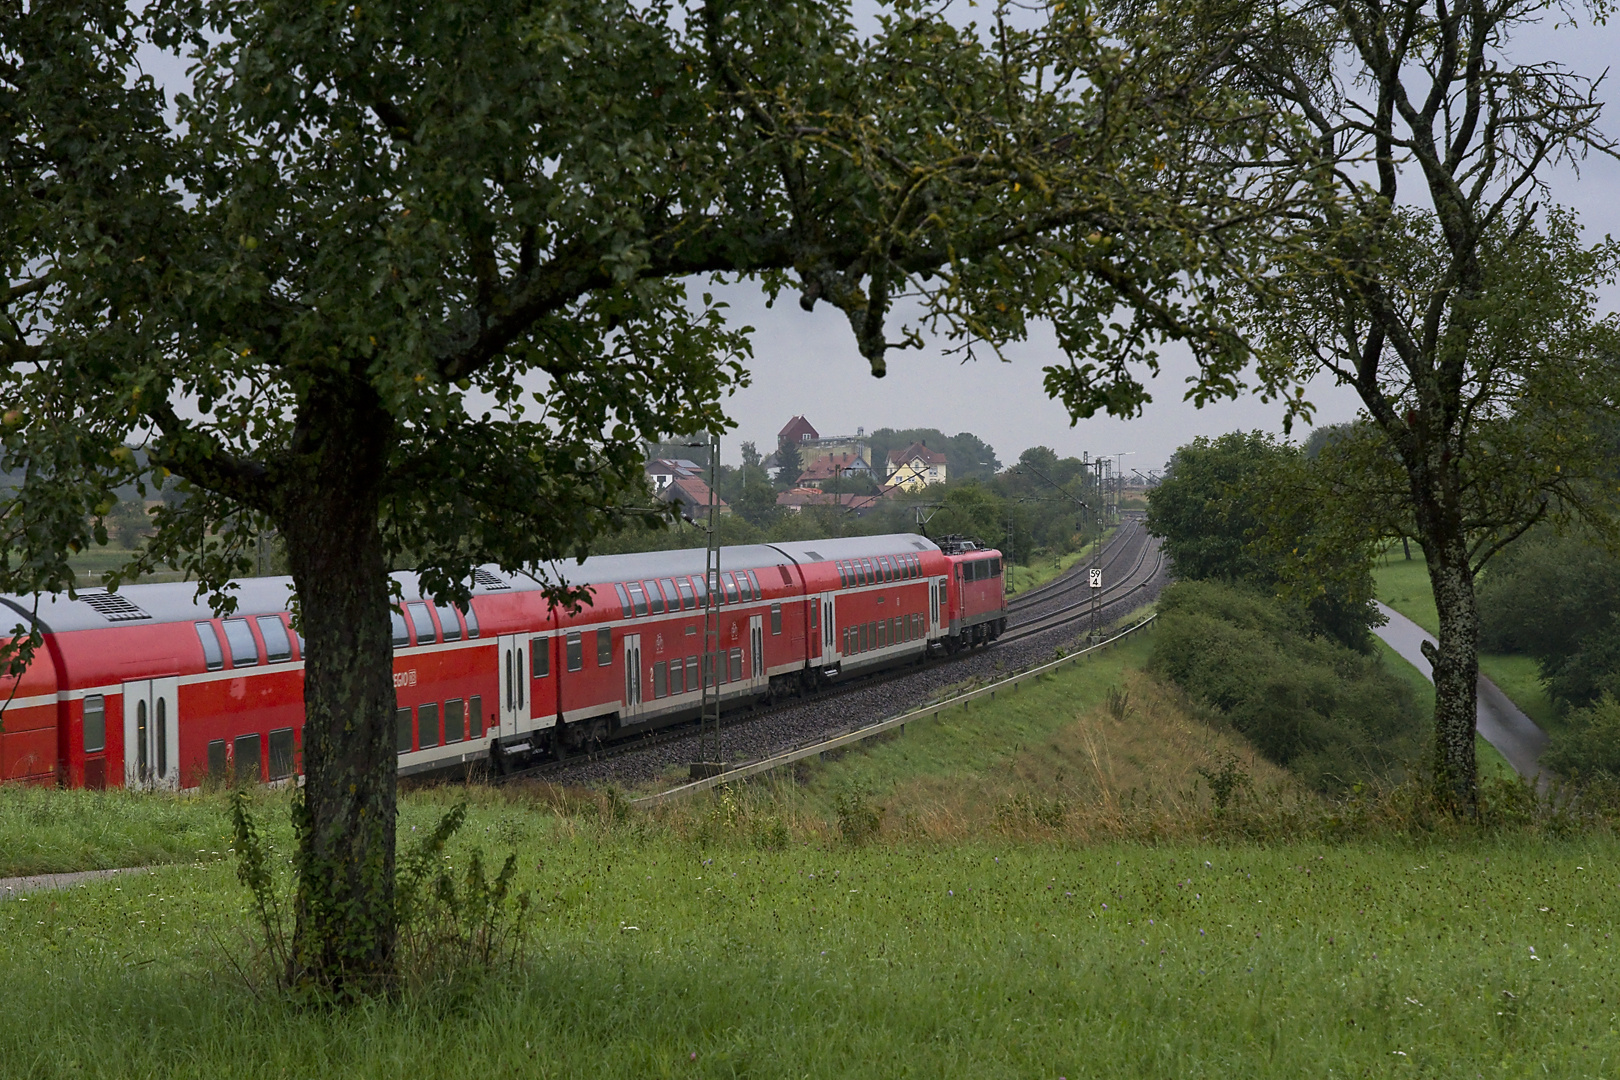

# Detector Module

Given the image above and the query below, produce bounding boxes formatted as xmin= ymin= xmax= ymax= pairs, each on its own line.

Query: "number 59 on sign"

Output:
xmin=1089 ymin=568 xmax=1103 ymax=589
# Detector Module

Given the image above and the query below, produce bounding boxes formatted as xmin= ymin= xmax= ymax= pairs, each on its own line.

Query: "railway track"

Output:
xmin=508 ymin=517 xmax=1168 ymax=789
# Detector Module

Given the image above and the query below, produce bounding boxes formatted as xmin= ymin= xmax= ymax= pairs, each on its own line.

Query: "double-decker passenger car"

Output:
xmin=0 ymin=533 xmax=1006 ymax=789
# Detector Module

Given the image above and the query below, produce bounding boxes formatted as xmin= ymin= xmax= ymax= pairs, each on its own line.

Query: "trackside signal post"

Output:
xmin=692 ymin=433 xmax=725 ymax=779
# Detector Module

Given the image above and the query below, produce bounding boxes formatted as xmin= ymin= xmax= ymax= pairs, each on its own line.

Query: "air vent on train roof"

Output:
xmin=804 ymin=551 xmax=823 ymax=561
xmin=78 ymin=590 xmax=152 ymax=621
xmin=473 ymin=569 xmax=511 ymax=590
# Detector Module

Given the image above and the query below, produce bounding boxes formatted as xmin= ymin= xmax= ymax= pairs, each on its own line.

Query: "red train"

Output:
xmin=0 ymin=533 xmax=1006 ymax=789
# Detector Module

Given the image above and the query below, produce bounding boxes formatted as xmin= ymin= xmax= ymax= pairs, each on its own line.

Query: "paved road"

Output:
xmin=1373 ymin=602 xmax=1549 ymax=780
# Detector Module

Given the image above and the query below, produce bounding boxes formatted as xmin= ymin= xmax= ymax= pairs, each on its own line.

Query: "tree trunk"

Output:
xmin=1421 ymin=534 xmax=1480 ymax=812
xmin=279 ymin=384 xmax=399 ymax=992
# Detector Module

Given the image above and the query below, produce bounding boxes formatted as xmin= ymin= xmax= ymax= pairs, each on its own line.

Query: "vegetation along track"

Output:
xmin=518 ymin=519 xmax=1167 ymax=790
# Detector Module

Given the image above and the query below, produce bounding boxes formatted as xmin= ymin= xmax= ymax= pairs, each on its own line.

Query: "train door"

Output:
xmin=121 ymin=677 xmax=178 ymax=791
xmin=929 ymin=578 xmax=943 ymax=634
xmin=497 ymin=634 xmax=529 ymax=736
xmin=820 ymin=592 xmax=838 ymax=666
xmin=622 ymin=634 xmax=643 ymax=719
xmin=749 ymin=614 xmax=764 ymax=683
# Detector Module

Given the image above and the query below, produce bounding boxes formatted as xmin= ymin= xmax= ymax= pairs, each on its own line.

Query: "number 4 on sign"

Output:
xmin=1089 ymin=568 xmax=1103 ymax=589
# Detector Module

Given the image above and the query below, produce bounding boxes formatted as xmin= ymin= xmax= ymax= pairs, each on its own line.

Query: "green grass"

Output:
xmin=3 ymin=813 xmax=1620 ymax=1078
xmin=61 ymin=545 xmax=189 ymax=584
xmin=1004 ymin=528 xmax=1117 ymax=596
xmin=0 ymin=786 xmax=236 ymax=877
xmin=1004 ymin=548 xmax=1089 ymax=594
xmin=1373 ymin=550 xmax=1558 ymax=738
xmin=801 ymin=631 xmax=1158 ymax=804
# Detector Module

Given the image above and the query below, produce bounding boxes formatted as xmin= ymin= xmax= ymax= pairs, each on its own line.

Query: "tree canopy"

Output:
xmin=2 ymin=0 xmax=1283 ymax=991
xmin=1147 ymin=431 xmax=1381 ymax=649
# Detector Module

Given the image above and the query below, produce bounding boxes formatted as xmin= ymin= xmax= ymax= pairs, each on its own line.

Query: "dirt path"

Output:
xmin=0 ymin=866 xmax=152 ymax=902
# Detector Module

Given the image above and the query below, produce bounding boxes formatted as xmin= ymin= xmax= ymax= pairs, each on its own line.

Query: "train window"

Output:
xmin=645 ymin=581 xmax=665 ymax=615
xmin=234 ymin=733 xmax=261 ymax=784
xmin=729 ymin=648 xmax=743 ymax=683
xmin=396 ymin=708 xmax=413 ymax=753
xmin=222 ymin=618 xmax=259 ymax=666
xmin=419 ymin=702 xmax=440 ymax=748
xmin=391 ymin=609 xmax=410 ymax=648
xmin=195 ymin=622 xmax=224 ymax=670
xmin=566 ymin=633 xmax=583 ymax=671
xmin=691 ymin=575 xmax=708 ymax=608
xmin=879 ymin=556 xmax=892 ymax=582
xmin=653 ymin=661 xmax=668 ymax=699
xmin=614 ymin=583 xmax=633 ymax=618
xmin=679 ymin=656 xmax=694 ymax=692
xmin=435 ymin=603 xmax=462 ymax=642
xmin=462 ymin=604 xmax=479 ymax=638
xmin=83 ymin=695 xmax=106 ymax=754
xmin=879 ymin=619 xmax=888 ymax=648
xmin=626 ymin=583 xmax=649 ymax=617
xmin=736 ymin=573 xmax=752 ymax=602
xmin=865 ymin=559 xmax=876 ymax=583
xmin=677 ymin=579 xmax=696 ymax=610
xmin=702 ymin=653 xmax=716 ymax=688
xmin=469 ymin=695 xmax=483 ymax=739
xmin=208 ymin=738 xmax=228 ymax=779
xmin=407 ymin=602 xmax=437 ymax=644
xmin=531 ymin=637 xmax=550 ymax=677
xmin=749 ymin=571 xmax=763 ymax=599
xmin=907 ymin=555 xmax=917 ymax=578
xmin=991 ymin=557 xmax=1002 ymax=576
xmin=597 ymin=627 xmax=612 ymax=666
xmin=257 ymin=616 xmax=293 ymax=662
xmin=269 ymin=728 xmax=296 ymax=780
xmin=771 ymin=604 xmax=782 ymax=635
xmin=723 ymin=573 xmax=740 ymax=605
xmin=659 ymin=579 xmax=679 ymax=612
xmin=836 ymin=562 xmax=847 ymax=587
xmin=444 ymin=699 xmax=465 ymax=744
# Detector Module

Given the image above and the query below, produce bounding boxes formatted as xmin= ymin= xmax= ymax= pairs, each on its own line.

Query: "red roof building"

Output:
xmin=795 ymin=452 xmax=875 ymax=489
xmin=777 ymin=415 xmax=819 ymax=447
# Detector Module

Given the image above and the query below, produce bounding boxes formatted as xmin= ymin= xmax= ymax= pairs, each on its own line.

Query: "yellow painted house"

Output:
xmin=885 ymin=441 xmax=948 ymax=492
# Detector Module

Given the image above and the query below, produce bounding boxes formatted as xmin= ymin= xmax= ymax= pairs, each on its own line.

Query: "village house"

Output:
xmin=884 ymin=441 xmax=948 ymax=492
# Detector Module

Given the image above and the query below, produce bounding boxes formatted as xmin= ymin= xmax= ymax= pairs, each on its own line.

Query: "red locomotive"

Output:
xmin=0 ymin=533 xmax=1005 ymax=789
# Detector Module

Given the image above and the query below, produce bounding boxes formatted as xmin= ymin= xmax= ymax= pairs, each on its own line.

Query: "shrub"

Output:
xmin=1151 ymin=580 xmax=1424 ymax=791
xmin=1543 ymin=694 xmax=1620 ymax=779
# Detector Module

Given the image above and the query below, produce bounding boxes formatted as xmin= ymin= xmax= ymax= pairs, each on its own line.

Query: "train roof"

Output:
xmin=0 ymin=533 xmax=943 ymax=633
xmin=765 ymin=534 xmax=939 ymax=563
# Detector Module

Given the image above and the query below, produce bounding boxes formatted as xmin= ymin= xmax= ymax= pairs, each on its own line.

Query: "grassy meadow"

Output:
xmin=4 ymin=786 xmax=1619 ymax=1078
xmin=3 ymin=609 xmax=1611 ymax=1077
